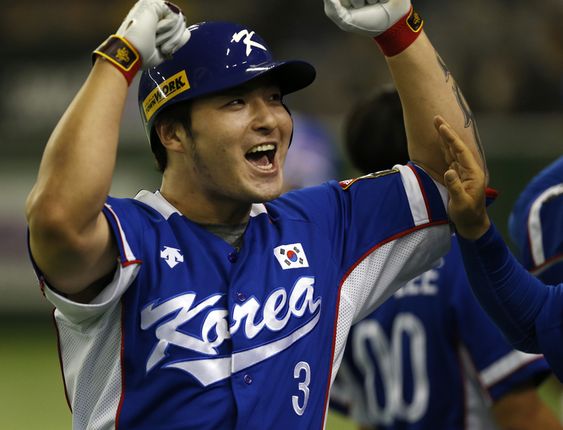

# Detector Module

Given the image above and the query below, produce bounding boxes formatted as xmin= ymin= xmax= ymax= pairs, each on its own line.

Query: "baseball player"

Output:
xmin=26 ymin=0 xmax=486 ymax=429
xmin=329 ymin=87 xmax=561 ymax=430
xmin=437 ymin=118 xmax=563 ymax=384
xmin=508 ymin=156 xmax=563 ymax=285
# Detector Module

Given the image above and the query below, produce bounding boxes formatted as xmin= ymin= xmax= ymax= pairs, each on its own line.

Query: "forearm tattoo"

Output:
xmin=436 ymin=53 xmax=487 ymax=167
xmin=436 ymin=53 xmax=451 ymax=83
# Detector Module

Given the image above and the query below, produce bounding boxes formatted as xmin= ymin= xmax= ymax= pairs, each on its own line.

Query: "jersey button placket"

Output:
xmin=243 ymin=374 xmax=253 ymax=385
xmin=228 ymin=251 xmax=238 ymax=263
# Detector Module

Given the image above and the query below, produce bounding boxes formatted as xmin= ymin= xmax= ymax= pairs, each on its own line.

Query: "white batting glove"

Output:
xmin=116 ymin=0 xmax=191 ymax=69
xmin=324 ymin=0 xmax=412 ymax=37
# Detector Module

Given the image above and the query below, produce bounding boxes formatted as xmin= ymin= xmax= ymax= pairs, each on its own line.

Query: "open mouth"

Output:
xmin=245 ymin=144 xmax=277 ymax=170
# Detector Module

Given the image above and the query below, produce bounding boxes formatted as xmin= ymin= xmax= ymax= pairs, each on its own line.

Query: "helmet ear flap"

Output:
xmin=282 ymin=103 xmax=294 ymax=148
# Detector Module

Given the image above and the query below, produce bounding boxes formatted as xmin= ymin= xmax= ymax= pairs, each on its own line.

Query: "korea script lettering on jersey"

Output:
xmin=38 ymin=163 xmax=451 ymax=430
xmin=141 ymin=275 xmax=321 ymax=386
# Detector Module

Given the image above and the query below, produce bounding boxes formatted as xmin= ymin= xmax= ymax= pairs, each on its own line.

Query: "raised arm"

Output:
xmin=25 ymin=0 xmax=189 ymax=300
xmin=430 ymin=116 xmax=563 ymax=424
xmin=26 ymin=62 xmax=127 ymax=299
xmin=323 ymin=0 xmax=487 ymax=183
xmin=436 ymin=116 xmax=559 ymax=356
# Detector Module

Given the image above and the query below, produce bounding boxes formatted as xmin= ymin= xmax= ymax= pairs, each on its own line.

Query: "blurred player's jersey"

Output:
xmin=33 ymin=164 xmax=451 ymax=430
xmin=330 ymin=239 xmax=550 ymax=430
xmin=509 ymin=156 xmax=563 ymax=284
xmin=283 ymin=113 xmax=339 ymax=190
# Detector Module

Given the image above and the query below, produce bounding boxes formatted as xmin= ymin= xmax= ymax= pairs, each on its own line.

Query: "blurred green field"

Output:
xmin=3 ymin=317 xmax=560 ymax=430
xmin=1 ymin=318 xmax=72 ymax=430
xmin=1 ymin=318 xmax=355 ymax=430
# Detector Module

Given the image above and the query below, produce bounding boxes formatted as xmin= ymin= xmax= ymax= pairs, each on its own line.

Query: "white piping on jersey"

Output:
xmin=394 ymin=165 xmax=430 ymax=226
xmin=527 ymin=184 xmax=563 ymax=266
xmin=140 ymin=276 xmax=321 ymax=386
xmin=479 ymin=349 xmax=543 ymax=388
xmin=134 ymin=190 xmax=268 ymax=220
xmin=532 ymin=255 xmax=563 ymax=276
xmin=104 ymin=203 xmax=137 ymax=263
xmin=457 ymin=345 xmax=496 ymax=429
xmin=135 ymin=190 xmax=179 ymax=219
xmin=250 ymin=203 xmax=267 ymax=217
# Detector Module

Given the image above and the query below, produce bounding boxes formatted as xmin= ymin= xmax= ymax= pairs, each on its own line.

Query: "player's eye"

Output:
xmin=269 ymin=92 xmax=282 ymax=103
xmin=226 ymin=98 xmax=245 ymax=107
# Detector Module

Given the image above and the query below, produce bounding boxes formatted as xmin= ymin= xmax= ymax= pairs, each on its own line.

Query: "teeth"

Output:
xmin=247 ymin=144 xmax=275 ymax=154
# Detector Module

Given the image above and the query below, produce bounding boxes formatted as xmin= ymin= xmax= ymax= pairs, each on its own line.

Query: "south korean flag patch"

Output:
xmin=274 ymin=243 xmax=309 ymax=270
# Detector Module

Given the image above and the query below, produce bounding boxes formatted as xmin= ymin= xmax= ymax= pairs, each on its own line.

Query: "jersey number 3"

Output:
xmin=292 ymin=361 xmax=311 ymax=416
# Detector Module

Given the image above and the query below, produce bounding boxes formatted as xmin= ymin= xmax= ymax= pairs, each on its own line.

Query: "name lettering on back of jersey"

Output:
xmin=140 ymin=276 xmax=321 ymax=386
xmin=394 ymin=259 xmax=442 ymax=298
xmin=339 ymin=169 xmax=399 ymax=190
xmin=273 ymin=243 xmax=309 ymax=269
xmin=160 ymin=246 xmax=184 ymax=268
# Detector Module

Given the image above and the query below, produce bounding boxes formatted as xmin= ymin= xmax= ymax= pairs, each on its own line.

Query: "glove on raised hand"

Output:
xmin=94 ymin=0 xmax=190 ymax=84
xmin=324 ymin=0 xmax=411 ymax=37
xmin=116 ymin=0 xmax=190 ymax=69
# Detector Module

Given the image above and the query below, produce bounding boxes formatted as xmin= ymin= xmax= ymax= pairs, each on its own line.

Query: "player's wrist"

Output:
xmin=93 ymin=35 xmax=142 ymax=86
xmin=373 ymin=7 xmax=424 ymax=57
xmin=455 ymin=215 xmax=491 ymax=241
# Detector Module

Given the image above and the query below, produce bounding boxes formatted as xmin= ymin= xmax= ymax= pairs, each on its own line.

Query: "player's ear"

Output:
xmin=154 ymin=118 xmax=186 ymax=154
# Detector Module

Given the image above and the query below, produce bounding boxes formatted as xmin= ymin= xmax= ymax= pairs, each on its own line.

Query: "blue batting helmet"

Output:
xmin=138 ymin=21 xmax=316 ymax=147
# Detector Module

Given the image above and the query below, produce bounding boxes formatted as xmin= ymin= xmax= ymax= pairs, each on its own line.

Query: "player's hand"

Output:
xmin=435 ymin=116 xmax=490 ymax=240
xmin=116 ymin=0 xmax=191 ymax=69
xmin=323 ymin=0 xmax=411 ymax=37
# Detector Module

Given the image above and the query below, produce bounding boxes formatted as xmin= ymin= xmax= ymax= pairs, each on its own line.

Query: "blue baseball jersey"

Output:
xmin=509 ymin=156 xmax=563 ymax=284
xmin=330 ymin=239 xmax=550 ymax=430
xmin=458 ymin=224 xmax=563 ymax=383
xmin=33 ymin=164 xmax=452 ymax=430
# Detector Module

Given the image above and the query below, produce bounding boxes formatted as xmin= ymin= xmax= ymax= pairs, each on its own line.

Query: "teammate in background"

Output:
xmin=508 ymin=155 xmax=563 ymax=418
xmin=282 ymin=112 xmax=339 ymax=191
xmin=329 ymin=87 xmax=561 ymax=430
xmin=508 ymin=156 xmax=563 ymax=285
xmin=25 ymin=0 xmax=487 ymax=428
xmin=435 ymin=117 xmax=563 ymax=385
xmin=342 ymin=85 xmax=409 ymax=176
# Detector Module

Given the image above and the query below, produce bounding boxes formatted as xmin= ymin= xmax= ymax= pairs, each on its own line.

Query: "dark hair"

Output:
xmin=344 ymin=85 xmax=409 ymax=175
xmin=151 ymin=101 xmax=193 ymax=173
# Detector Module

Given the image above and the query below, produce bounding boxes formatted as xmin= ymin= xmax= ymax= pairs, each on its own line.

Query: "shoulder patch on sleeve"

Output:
xmin=339 ymin=169 xmax=399 ymax=190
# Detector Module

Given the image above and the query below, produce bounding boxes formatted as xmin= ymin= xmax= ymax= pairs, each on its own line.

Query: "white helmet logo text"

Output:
xmin=231 ymin=30 xmax=267 ymax=56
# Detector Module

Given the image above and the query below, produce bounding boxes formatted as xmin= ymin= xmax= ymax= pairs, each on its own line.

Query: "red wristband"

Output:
xmin=374 ymin=7 xmax=424 ymax=57
xmin=93 ymin=35 xmax=142 ymax=86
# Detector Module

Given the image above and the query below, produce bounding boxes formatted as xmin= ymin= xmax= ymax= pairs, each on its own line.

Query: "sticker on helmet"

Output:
xmin=231 ymin=30 xmax=268 ymax=56
xmin=142 ymin=70 xmax=191 ymax=121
